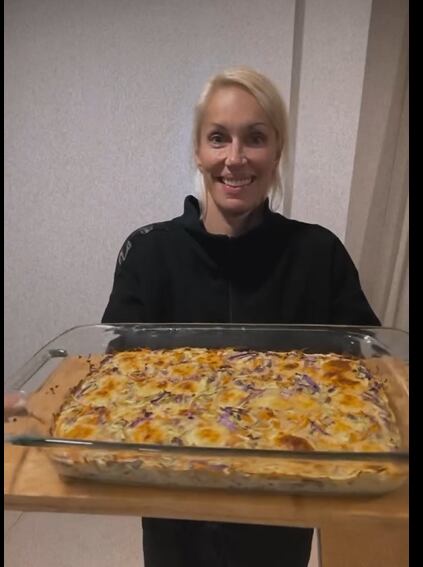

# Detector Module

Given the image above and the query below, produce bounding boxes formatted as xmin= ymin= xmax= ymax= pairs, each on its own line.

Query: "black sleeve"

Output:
xmin=329 ymin=237 xmax=381 ymax=326
xmin=101 ymin=241 xmax=145 ymax=324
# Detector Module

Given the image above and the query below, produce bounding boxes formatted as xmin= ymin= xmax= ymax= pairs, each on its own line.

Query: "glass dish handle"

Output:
xmin=5 ymin=348 xmax=68 ymax=391
xmin=4 ymin=348 xmax=67 ymax=429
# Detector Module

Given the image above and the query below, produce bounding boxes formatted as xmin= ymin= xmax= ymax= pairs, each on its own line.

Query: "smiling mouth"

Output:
xmin=217 ymin=176 xmax=256 ymax=188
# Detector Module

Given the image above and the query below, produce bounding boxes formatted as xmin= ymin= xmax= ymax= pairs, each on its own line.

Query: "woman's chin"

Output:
xmin=216 ymin=194 xmax=263 ymax=216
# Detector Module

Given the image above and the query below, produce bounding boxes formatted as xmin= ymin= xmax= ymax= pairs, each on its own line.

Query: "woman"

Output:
xmin=101 ymin=66 xmax=380 ymax=567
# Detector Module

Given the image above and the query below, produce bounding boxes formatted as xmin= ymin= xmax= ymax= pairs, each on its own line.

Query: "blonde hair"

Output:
xmin=193 ymin=66 xmax=289 ymax=213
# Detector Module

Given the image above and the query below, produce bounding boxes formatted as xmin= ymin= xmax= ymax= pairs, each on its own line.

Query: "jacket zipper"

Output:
xmin=227 ymin=237 xmax=233 ymax=322
xmin=228 ymin=280 xmax=233 ymax=322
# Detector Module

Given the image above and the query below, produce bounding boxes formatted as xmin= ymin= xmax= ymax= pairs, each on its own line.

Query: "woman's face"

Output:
xmin=196 ymin=85 xmax=279 ymax=216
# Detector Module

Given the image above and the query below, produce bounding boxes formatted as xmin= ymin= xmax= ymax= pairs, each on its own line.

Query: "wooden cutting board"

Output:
xmin=4 ymin=356 xmax=408 ymax=566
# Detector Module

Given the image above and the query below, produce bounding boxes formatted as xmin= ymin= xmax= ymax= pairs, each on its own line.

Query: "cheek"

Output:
xmin=197 ymin=149 xmax=218 ymax=173
xmin=256 ymin=156 xmax=277 ymax=178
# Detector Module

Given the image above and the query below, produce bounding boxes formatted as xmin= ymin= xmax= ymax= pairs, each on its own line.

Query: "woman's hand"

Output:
xmin=4 ymin=390 xmax=27 ymax=420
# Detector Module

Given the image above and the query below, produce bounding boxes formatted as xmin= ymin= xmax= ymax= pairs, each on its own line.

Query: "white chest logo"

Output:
xmin=118 ymin=240 xmax=132 ymax=266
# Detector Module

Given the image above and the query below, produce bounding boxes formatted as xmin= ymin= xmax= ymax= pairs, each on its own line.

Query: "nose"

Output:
xmin=225 ymin=140 xmax=247 ymax=166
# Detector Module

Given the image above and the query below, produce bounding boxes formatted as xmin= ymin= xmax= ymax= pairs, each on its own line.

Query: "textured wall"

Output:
xmin=290 ymin=0 xmax=372 ymax=241
xmin=4 ymin=0 xmax=375 ymax=379
xmin=4 ymin=0 xmax=295 ymax=378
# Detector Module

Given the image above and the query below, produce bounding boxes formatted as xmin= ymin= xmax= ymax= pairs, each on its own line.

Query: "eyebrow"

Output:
xmin=208 ymin=122 xmax=269 ymax=130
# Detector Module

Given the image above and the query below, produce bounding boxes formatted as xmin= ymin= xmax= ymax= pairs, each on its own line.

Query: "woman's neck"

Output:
xmin=202 ymin=197 xmax=265 ymax=237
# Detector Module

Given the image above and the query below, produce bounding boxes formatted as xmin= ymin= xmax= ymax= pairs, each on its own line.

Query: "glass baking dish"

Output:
xmin=4 ymin=323 xmax=409 ymax=495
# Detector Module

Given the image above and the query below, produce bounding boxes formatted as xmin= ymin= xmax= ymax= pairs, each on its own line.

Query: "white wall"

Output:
xmin=4 ymin=0 xmax=373 ymax=378
xmin=289 ymin=0 xmax=372 ymax=241
xmin=4 ymin=0 xmax=295 ymax=378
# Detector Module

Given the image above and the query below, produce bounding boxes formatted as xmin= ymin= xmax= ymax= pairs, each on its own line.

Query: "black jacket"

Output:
xmin=102 ymin=196 xmax=380 ymax=327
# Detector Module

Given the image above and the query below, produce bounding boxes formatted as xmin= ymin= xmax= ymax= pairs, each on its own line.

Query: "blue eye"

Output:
xmin=208 ymin=132 xmax=225 ymax=145
xmin=248 ymin=133 xmax=266 ymax=145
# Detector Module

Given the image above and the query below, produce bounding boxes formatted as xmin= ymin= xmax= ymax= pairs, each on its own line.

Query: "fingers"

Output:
xmin=4 ymin=390 xmax=28 ymax=419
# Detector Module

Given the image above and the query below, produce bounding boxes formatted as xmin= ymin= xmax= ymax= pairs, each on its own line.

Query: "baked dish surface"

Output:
xmin=50 ymin=348 xmax=405 ymax=493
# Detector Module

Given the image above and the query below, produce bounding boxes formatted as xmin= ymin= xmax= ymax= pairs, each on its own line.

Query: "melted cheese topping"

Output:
xmin=53 ymin=348 xmax=401 ymax=454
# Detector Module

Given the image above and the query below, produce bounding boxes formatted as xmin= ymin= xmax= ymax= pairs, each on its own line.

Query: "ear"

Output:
xmin=272 ymin=153 xmax=281 ymax=172
xmin=196 ymin=155 xmax=204 ymax=172
xmin=275 ymin=146 xmax=282 ymax=162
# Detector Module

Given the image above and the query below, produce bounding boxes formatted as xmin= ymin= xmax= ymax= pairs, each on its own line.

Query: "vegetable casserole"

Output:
xmin=50 ymin=347 xmax=404 ymax=492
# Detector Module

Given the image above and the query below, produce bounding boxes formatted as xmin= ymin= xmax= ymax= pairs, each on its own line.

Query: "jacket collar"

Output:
xmin=175 ymin=195 xmax=281 ymax=242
